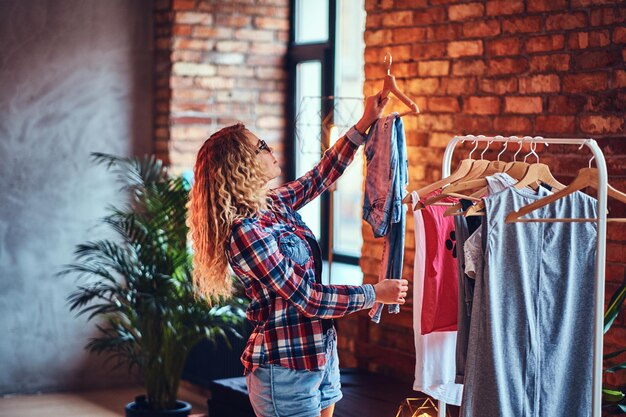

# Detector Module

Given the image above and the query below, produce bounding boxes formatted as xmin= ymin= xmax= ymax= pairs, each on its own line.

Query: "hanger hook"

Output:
xmin=480 ymin=139 xmax=494 ymax=160
xmin=384 ymin=51 xmax=392 ymax=76
xmin=524 ymin=141 xmax=539 ymax=163
xmin=589 ymin=155 xmax=596 ymax=168
xmin=497 ymin=140 xmax=508 ymax=162
xmin=468 ymin=139 xmax=479 ymax=159
xmin=512 ymin=137 xmax=523 ymax=162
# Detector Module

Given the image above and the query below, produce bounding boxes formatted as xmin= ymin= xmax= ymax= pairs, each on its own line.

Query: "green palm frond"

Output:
xmin=61 ymin=152 xmax=247 ymax=411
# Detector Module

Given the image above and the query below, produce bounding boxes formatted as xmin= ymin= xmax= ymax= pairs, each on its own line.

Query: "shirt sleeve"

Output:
xmin=271 ymin=126 xmax=366 ymax=211
xmin=229 ymin=220 xmax=376 ymax=318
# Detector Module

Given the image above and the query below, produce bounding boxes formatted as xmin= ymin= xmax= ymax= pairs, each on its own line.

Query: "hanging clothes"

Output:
xmin=460 ymin=185 xmax=598 ymax=417
xmin=411 ymin=191 xmax=463 ymax=405
xmin=362 ymin=112 xmax=408 ymax=323
xmin=419 ymin=190 xmax=459 ymax=334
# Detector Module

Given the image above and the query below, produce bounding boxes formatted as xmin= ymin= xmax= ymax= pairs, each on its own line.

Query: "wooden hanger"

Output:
xmin=380 ymin=52 xmax=419 ymax=118
xmin=506 ymin=167 xmax=626 ymax=223
xmin=513 ymin=142 xmax=565 ymax=191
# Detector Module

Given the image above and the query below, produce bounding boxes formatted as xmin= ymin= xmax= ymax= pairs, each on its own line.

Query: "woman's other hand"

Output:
xmin=355 ymin=93 xmax=390 ymax=135
xmin=373 ymin=279 xmax=409 ymax=305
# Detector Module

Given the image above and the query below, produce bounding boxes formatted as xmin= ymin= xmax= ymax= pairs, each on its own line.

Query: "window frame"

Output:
xmin=287 ymin=0 xmax=359 ymax=266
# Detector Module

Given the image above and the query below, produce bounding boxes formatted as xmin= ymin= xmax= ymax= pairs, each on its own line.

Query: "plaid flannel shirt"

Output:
xmin=227 ymin=127 xmax=376 ymax=373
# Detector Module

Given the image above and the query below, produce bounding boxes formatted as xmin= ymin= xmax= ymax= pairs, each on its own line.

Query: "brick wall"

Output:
xmin=154 ymin=0 xmax=289 ymax=174
xmin=338 ymin=0 xmax=626 ymax=390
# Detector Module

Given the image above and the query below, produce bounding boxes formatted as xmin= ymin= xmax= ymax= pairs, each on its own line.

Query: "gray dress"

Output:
xmin=460 ymin=186 xmax=598 ymax=417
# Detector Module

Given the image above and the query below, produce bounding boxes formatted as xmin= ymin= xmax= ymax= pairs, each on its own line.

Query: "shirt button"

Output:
xmin=291 ymin=226 xmax=296 ymax=231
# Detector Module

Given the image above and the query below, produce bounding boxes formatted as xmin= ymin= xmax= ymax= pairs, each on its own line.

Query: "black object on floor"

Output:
xmin=208 ymin=368 xmax=416 ymax=417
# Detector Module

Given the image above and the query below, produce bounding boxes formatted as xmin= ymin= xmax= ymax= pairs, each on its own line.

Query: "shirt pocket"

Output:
xmin=277 ymin=232 xmax=310 ymax=266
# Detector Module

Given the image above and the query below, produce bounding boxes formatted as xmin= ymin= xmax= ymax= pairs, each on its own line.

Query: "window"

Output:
xmin=288 ymin=0 xmax=366 ymax=284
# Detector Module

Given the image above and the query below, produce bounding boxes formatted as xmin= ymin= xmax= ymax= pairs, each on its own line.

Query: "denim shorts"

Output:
xmin=246 ymin=328 xmax=342 ymax=417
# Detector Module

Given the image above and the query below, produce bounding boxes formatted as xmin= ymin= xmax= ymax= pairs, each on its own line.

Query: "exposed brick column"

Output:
xmin=345 ymin=0 xmax=626 ymax=387
xmin=154 ymin=0 xmax=289 ymax=174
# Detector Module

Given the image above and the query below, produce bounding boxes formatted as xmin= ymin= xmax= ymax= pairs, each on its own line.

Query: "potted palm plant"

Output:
xmin=61 ymin=153 xmax=246 ymax=416
xmin=603 ymin=282 xmax=626 ymax=414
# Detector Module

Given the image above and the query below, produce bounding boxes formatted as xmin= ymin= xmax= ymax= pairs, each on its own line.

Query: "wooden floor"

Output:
xmin=0 ymin=383 xmax=209 ymax=417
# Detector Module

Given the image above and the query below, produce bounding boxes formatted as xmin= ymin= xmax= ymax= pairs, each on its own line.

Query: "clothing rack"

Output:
xmin=432 ymin=135 xmax=607 ymax=417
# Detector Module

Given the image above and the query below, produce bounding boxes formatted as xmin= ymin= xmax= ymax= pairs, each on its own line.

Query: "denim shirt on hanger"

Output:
xmin=362 ymin=112 xmax=408 ymax=323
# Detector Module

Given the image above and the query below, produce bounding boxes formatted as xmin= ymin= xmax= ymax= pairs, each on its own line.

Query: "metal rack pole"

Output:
xmin=437 ymin=135 xmax=607 ymax=417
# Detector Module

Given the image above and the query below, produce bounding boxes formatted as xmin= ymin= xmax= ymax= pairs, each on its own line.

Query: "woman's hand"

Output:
xmin=355 ymin=92 xmax=390 ymax=135
xmin=373 ymin=279 xmax=409 ymax=305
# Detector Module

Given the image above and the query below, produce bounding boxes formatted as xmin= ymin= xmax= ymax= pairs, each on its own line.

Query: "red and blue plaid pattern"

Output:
xmin=227 ymin=132 xmax=376 ymax=373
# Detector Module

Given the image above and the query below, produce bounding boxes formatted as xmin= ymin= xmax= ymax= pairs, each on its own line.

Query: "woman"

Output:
xmin=188 ymin=93 xmax=409 ymax=417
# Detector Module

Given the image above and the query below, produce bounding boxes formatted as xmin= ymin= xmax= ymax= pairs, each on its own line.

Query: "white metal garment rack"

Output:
xmin=433 ymin=135 xmax=607 ymax=417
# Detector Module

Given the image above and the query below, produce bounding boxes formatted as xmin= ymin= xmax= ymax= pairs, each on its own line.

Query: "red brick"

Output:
xmin=536 ymin=116 xmax=576 ymax=134
xmin=383 ymin=10 xmax=414 ymax=27
xmin=504 ymin=97 xmax=543 ymax=114
xmin=502 ymin=16 xmax=542 ymax=34
xmin=414 ymin=8 xmax=446 ymax=24
xmin=394 ymin=0 xmax=429 ymax=8
xmin=525 ymin=35 xmax=565 ymax=53
xmin=412 ymin=43 xmax=446 ymax=59
xmin=527 ymin=0 xmax=567 ymax=12
xmin=442 ymin=77 xmax=477 ymax=94
xmin=235 ymin=29 xmax=275 ymax=42
xmin=173 ymin=24 xmax=192 ymax=36
xmin=455 ymin=115 xmax=494 ymax=133
xmin=364 ymin=46 xmax=384 ymax=63
xmin=519 ymin=74 xmax=561 ymax=94
xmin=448 ymin=40 xmax=483 ymax=58
xmin=545 ymin=12 xmax=588 ymax=31
xmin=563 ymin=72 xmax=609 ymax=93
xmin=387 ymin=45 xmax=413 ymax=62
xmin=250 ymin=42 xmax=287 ymax=56
xmin=175 ymin=11 xmax=212 ymax=25
xmin=173 ymin=0 xmax=196 ymax=11
xmin=448 ymin=3 xmax=484 ymax=21
xmin=393 ymin=27 xmax=428 ymax=43
xmin=418 ymin=60 xmax=450 ymax=76
xmin=452 ymin=60 xmax=486 ymax=76
xmin=173 ymin=38 xmax=213 ymax=51
xmin=580 ymin=116 xmax=624 ymax=134
xmin=171 ymin=50 xmax=201 ymax=62
xmin=614 ymin=26 xmax=626 ymax=43
xmin=567 ymin=30 xmax=611 ymax=49
xmin=529 ymin=54 xmax=570 ymax=73
xmin=392 ymin=62 xmax=417 ymax=77
xmin=479 ymin=78 xmax=518 ymax=94
xmin=591 ymin=7 xmax=626 ymax=26
xmin=584 ymin=92 xmax=623 ymax=113
xmin=494 ymin=116 xmax=532 ymax=133
xmin=194 ymin=26 xmax=233 ymax=39
xmin=464 ymin=96 xmax=501 ymax=115
xmin=365 ymin=29 xmax=393 ymax=46
xmin=548 ymin=95 xmax=586 ymax=114
xmin=426 ymin=24 xmax=462 ymax=41
xmin=254 ymin=17 xmax=289 ymax=31
xmin=615 ymin=70 xmax=626 ymax=88
xmin=573 ymin=50 xmax=622 ymax=70
xmin=463 ymin=20 xmax=501 ymax=38
xmin=487 ymin=57 xmax=529 ymax=76
xmin=407 ymin=78 xmax=441 ymax=94
xmin=486 ymin=38 xmax=520 ymax=56
xmin=428 ymin=97 xmax=460 ymax=113
xmin=215 ymin=40 xmax=248 ymax=53
xmin=416 ymin=114 xmax=454 ymax=131
xmin=366 ymin=13 xmax=383 ymax=29
xmin=486 ymin=0 xmax=524 ymax=15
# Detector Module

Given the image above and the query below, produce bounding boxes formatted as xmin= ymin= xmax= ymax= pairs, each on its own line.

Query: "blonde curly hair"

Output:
xmin=187 ymin=123 xmax=270 ymax=301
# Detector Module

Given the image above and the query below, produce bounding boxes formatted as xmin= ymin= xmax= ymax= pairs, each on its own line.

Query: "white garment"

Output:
xmin=411 ymin=191 xmax=463 ymax=405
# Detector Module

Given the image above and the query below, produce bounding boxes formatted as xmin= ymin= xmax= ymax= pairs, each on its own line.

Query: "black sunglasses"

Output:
xmin=255 ymin=139 xmax=271 ymax=155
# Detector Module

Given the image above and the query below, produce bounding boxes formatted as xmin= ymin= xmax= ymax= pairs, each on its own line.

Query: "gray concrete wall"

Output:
xmin=0 ymin=0 xmax=153 ymax=394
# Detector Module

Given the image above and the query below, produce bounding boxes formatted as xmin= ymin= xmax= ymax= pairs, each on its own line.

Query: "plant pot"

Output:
xmin=125 ymin=395 xmax=192 ymax=417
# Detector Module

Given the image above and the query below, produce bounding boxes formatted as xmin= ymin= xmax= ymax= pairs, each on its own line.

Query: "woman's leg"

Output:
xmin=320 ymin=403 xmax=335 ymax=417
